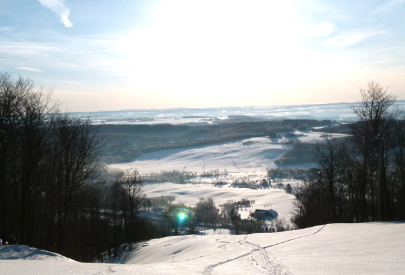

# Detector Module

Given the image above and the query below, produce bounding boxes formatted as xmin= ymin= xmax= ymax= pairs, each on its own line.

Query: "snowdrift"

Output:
xmin=1 ymin=223 xmax=404 ymax=274
xmin=0 ymin=245 xmax=74 ymax=262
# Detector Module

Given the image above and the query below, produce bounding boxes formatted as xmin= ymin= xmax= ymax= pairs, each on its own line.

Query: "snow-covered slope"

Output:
xmin=0 ymin=245 xmax=74 ymax=262
xmin=2 ymin=223 xmax=404 ymax=274
xmin=108 ymin=131 xmax=347 ymax=174
xmin=142 ymin=182 xmax=296 ymax=221
xmin=109 ymin=137 xmax=288 ymax=174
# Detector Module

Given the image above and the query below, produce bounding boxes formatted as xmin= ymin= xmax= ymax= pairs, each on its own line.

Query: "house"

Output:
xmin=251 ymin=209 xmax=278 ymax=221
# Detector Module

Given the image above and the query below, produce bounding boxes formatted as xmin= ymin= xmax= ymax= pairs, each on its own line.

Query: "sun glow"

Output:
xmin=6 ymin=0 xmax=405 ymax=111
xmin=111 ymin=0 xmax=348 ymax=107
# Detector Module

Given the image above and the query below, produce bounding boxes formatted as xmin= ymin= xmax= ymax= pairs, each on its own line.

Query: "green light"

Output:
xmin=177 ymin=212 xmax=188 ymax=222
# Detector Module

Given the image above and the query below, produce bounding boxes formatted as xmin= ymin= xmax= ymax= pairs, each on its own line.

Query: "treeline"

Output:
xmin=99 ymin=118 xmax=332 ymax=163
xmin=166 ymin=197 xmax=288 ymax=235
xmin=0 ymin=73 xmax=168 ymax=262
xmin=293 ymin=82 xmax=405 ymax=228
xmin=0 ymin=73 xmax=105 ymax=259
xmin=267 ymin=167 xmax=315 ymax=180
xmin=274 ymin=140 xmax=318 ymax=165
xmin=143 ymin=170 xmax=197 ymax=183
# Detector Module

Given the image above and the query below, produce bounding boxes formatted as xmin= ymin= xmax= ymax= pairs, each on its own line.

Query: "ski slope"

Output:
xmin=1 ymin=223 xmax=405 ymax=274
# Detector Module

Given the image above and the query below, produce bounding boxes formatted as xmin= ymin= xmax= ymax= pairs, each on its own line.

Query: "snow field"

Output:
xmin=109 ymin=137 xmax=288 ymax=174
xmin=2 ymin=223 xmax=405 ymax=274
xmin=142 ymin=182 xmax=296 ymax=221
xmin=108 ymin=131 xmax=337 ymax=228
xmin=108 ymin=131 xmax=347 ymax=174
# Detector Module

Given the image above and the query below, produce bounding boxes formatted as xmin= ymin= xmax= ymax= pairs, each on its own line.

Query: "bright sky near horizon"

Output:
xmin=1 ymin=0 xmax=405 ymax=112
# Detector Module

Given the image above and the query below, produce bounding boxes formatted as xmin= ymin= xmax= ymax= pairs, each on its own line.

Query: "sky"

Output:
xmin=1 ymin=0 xmax=405 ymax=112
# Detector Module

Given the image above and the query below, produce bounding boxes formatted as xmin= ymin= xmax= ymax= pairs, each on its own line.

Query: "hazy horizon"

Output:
xmin=73 ymin=101 xmax=357 ymax=114
xmin=2 ymin=0 xmax=405 ymax=112
xmin=80 ymin=100 xmax=354 ymax=113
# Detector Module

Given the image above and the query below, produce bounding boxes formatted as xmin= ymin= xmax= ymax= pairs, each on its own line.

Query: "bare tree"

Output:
xmin=353 ymin=81 xmax=397 ymax=139
xmin=315 ymin=135 xmax=344 ymax=222
xmin=195 ymin=197 xmax=218 ymax=225
xmin=390 ymin=119 xmax=405 ymax=219
xmin=352 ymin=81 xmax=397 ymax=221
xmin=48 ymin=113 xmax=105 ymax=253
xmin=0 ymin=72 xmax=109 ymax=261
xmin=113 ymin=170 xmax=145 ymax=250
xmin=0 ymin=73 xmax=55 ymax=244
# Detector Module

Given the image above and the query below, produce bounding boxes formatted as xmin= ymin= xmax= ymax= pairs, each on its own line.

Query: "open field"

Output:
xmin=108 ymin=130 xmax=347 ymax=174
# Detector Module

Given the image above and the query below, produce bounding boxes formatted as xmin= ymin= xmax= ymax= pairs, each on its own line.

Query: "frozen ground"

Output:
xmin=109 ymin=137 xmax=288 ymax=174
xmin=2 ymin=223 xmax=405 ymax=274
xmin=108 ymin=131 xmax=345 ymax=174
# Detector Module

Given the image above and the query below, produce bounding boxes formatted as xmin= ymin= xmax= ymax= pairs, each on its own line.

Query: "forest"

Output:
xmin=0 ymin=73 xmax=109 ymax=261
xmin=292 ymin=82 xmax=405 ymax=228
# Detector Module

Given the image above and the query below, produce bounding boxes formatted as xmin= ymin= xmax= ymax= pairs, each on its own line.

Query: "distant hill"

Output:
xmin=98 ymin=119 xmax=333 ymax=163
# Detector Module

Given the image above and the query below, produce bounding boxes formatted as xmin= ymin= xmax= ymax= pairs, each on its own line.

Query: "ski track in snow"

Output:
xmin=202 ymin=225 xmax=326 ymax=275
xmin=4 ymin=223 xmax=405 ymax=274
xmin=93 ymin=266 xmax=115 ymax=274
xmin=244 ymin=237 xmax=291 ymax=274
xmin=168 ymin=236 xmax=231 ymax=264
xmin=216 ymin=147 xmax=244 ymax=173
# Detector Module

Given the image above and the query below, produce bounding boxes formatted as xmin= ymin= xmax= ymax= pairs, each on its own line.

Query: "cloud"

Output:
xmin=304 ymin=22 xmax=335 ymax=38
xmin=0 ymin=40 xmax=57 ymax=55
xmin=320 ymin=31 xmax=381 ymax=48
xmin=15 ymin=67 xmax=42 ymax=72
xmin=0 ymin=26 xmax=13 ymax=32
xmin=38 ymin=0 xmax=73 ymax=27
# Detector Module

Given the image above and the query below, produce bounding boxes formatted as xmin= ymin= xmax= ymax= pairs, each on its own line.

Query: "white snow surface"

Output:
xmin=108 ymin=131 xmax=341 ymax=223
xmin=108 ymin=131 xmax=344 ymax=174
xmin=0 ymin=245 xmax=74 ymax=262
xmin=109 ymin=137 xmax=288 ymax=174
xmin=142 ymin=182 xmax=296 ymax=221
xmin=2 ymin=223 xmax=405 ymax=274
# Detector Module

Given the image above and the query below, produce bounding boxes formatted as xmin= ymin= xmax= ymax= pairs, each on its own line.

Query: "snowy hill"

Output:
xmin=2 ymin=223 xmax=405 ymax=274
xmin=109 ymin=131 xmax=345 ymax=174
